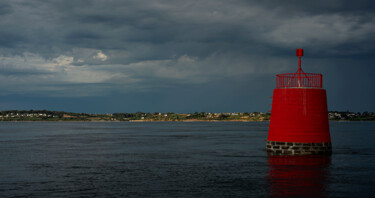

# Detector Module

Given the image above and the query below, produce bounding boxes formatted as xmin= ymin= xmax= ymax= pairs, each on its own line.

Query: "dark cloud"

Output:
xmin=1 ymin=0 xmax=374 ymax=58
xmin=250 ymin=0 xmax=375 ymax=15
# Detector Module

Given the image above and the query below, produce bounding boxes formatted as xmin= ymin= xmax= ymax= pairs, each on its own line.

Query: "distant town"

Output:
xmin=0 ymin=110 xmax=373 ymax=122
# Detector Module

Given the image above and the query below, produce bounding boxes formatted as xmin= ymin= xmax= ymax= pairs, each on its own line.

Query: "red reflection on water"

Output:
xmin=267 ymin=155 xmax=331 ymax=197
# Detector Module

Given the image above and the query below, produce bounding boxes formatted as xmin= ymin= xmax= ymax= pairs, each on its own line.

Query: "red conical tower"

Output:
xmin=266 ymin=49 xmax=331 ymax=155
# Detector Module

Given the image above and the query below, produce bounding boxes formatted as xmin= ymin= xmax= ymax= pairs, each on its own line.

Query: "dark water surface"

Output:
xmin=0 ymin=121 xmax=373 ymax=197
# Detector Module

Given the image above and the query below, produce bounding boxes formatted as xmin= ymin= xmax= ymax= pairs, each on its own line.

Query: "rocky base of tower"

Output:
xmin=266 ymin=141 xmax=332 ymax=155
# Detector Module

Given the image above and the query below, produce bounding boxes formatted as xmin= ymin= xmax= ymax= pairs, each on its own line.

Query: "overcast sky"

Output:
xmin=0 ymin=0 xmax=374 ymax=113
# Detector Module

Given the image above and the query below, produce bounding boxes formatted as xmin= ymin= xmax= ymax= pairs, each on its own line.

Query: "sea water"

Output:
xmin=0 ymin=121 xmax=373 ymax=197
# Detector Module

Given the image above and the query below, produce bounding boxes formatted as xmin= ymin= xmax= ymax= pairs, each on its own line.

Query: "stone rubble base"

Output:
xmin=266 ymin=141 xmax=332 ymax=155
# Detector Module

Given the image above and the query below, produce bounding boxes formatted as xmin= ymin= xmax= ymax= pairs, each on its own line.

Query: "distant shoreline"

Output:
xmin=0 ymin=110 xmax=373 ymax=122
xmin=0 ymin=119 xmax=373 ymax=123
xmin=0 ymin=120 xmax=267 ymax=122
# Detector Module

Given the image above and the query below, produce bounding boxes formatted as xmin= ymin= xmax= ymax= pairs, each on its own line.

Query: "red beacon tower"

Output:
xmin=266 ymin=49 xmax=332 ymax=155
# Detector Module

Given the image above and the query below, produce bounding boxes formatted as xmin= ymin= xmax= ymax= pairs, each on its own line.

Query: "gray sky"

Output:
xmin=0 ymin=0 xmax=374 ymax=113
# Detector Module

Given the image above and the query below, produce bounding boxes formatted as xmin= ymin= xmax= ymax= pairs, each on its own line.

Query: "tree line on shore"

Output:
xmin=0 ymin=110 xmax=373 ymax=121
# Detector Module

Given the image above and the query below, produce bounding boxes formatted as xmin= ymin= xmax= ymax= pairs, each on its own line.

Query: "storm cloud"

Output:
xmin=0 ymin=0 xmax=374 ymax=112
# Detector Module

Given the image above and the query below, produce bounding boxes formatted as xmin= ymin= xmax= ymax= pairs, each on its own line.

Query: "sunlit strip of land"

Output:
xmin=0 ymin=110 xmax=373 ymax=122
